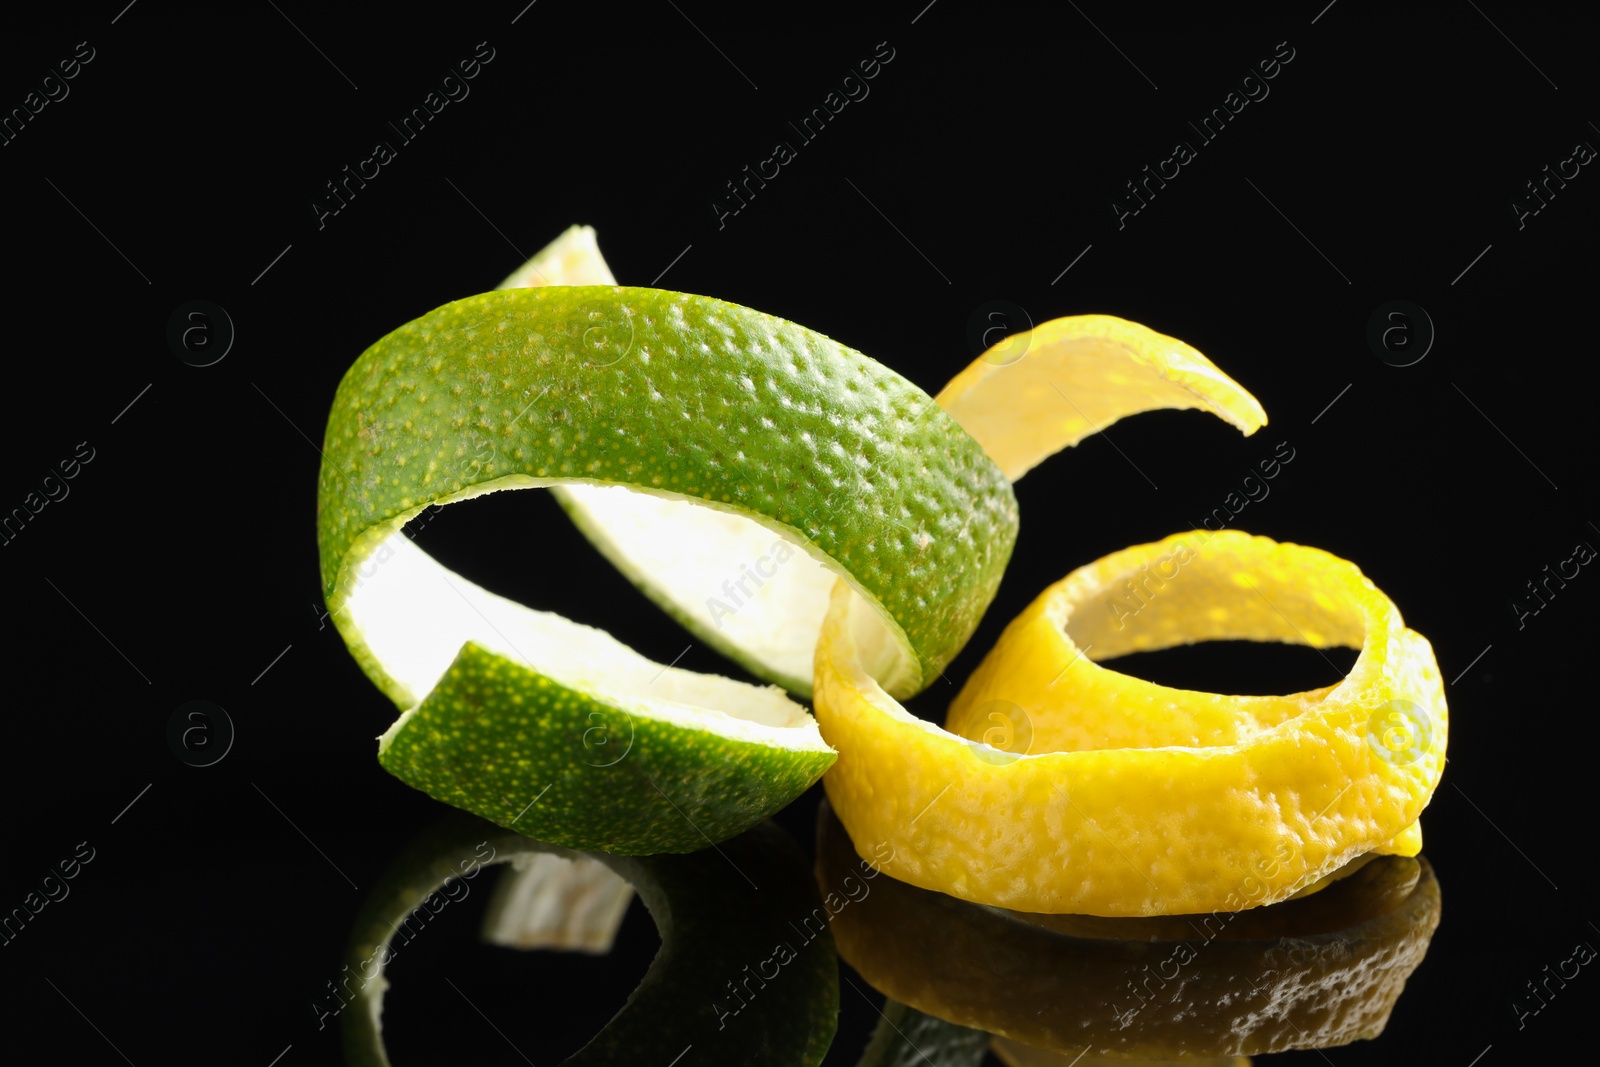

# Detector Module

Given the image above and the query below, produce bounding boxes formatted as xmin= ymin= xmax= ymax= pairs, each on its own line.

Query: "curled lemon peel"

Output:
xmin=814 ymin=531 xmax=1446 ymax=916
xmin=933 ymin=314 xmax=1267 ymax=482
xmin=813 ymin=316 xmax=1445 ymax=916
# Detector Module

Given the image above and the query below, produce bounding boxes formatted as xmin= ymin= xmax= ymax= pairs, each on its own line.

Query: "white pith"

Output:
xmin=555 ymin=483 xmax=916 ymax=695
xmin=340 ymin=480 xmax=863 ymax=754
xmin=342 ymin=227 xmax=921 ymax=755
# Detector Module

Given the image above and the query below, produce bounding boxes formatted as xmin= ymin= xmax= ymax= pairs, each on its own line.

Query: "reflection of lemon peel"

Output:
xmin=814 ymin=531 xmax=1447 ymax=916
xmin=934 ymin=314 xmax=1267 ymax=482
xmin=855 ymin=999 xmax=990 ymax=1066
xmin=993 ymin=1044 xmax=1251 ymax=1067
xmin=817 ymin=800 xmax=1442 ymax=1059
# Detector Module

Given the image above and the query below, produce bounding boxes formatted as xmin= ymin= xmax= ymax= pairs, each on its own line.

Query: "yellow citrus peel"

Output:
xmin=933 ymin=314 xmax=1266 ymax=482
xmin=816 ymin=531 xmax=1445 ymax=916
xmin=813 ymin=317 xmax=1446 ymax=917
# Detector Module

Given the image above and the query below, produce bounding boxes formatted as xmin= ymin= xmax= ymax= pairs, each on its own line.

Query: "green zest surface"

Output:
xmin=381 ymin=643 xmax=835 ymax=853
xmin=316 ymin=283 xmax=1016 ymax=854
xmin=343 ymin=813 xmax=839 ymax=1067
xmin=317 ymin=285 xmax=1018 ymax=700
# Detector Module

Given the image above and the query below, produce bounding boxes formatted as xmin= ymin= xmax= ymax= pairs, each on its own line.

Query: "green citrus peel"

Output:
xmin=317 ymin=255 xmax=1016 ymax=851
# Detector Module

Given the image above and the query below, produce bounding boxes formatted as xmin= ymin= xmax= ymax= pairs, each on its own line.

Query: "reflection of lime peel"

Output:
xmin=344 ymin=814 xmax=838 ymax=1067
xmin=479 ymin=852 xmax=634 ymax=954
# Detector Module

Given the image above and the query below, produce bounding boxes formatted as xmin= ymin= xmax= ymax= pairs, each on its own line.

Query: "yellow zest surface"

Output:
xmin=815 ymin=315 xmax=1444 ymax=916
xmin=815 ymin=531 xmax=1446 ymax=916
xmin=933 ymin=314 xmax=1266 ymax=482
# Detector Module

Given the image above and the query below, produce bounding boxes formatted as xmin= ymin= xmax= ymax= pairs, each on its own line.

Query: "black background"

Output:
xmin=2 ymin=2 xmax=1595 ymax=1064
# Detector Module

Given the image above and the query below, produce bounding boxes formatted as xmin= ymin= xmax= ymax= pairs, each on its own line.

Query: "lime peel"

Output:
xmin=318 ymin=250 xmax=1017 ymax=851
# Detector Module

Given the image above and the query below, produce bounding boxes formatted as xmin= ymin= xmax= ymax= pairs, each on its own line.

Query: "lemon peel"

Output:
xmin=814 ymin=530 xmax=1446 ymax=916
xmin=933 ymin=314 xmax=1267 ymax=482
xmin=947 ymin=522 xmax=1429 ymax=874
xmin=815 ymin=313 xmax=1442 ymax=914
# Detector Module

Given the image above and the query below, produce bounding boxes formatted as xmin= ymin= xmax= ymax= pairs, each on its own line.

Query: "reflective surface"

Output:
xmin=816 ymin=801 xmax=1440 ymax=1060
xmin=342 ymin=813 xmax=838 ymax=1066
xmin=8 ymin=5 xmax=1592 ymax=1066
xmin=328 ymin=803 xmax=1440 ymax=1064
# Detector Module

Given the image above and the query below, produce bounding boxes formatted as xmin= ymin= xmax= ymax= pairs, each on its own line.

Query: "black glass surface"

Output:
xmin=3 ymin=3 xmax=1593 ymax=1064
